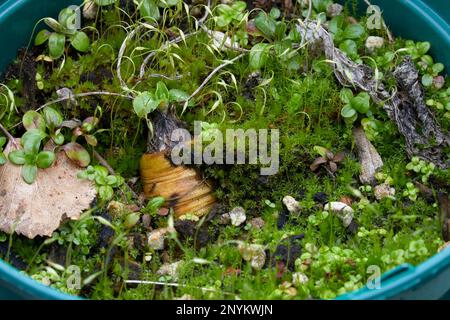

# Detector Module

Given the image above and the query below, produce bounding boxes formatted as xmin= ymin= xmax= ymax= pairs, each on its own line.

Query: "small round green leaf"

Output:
xmin=63 ymin=142 xmax=91 ymax=167
xmin=43 ymin=106 xmax=63 ymax=128
xmin=249 ymin=43 xmax=271 ymax=70
xmin=8 ymin=150 xmax=26 ymax=165
xmin=343 ymin=24 xmax=365 ymax=39
xmin=339 ymin=88 xmax=353 ymax=104
xmin=140 ymin=0 xmax=160 ymax=22
xmin=21 ymin=129 xmax=45 ymax=154
xmin=70 ymin=31 xmax=90 ymax=52
xmin=341 ymin=104 xmax=356 ymax=118
xmin=421 ymin=74 xmax=433 ymax=87
xmin=99 ymin=185 xmax=114 ymax=201
xmin=35 ymin=29 xmax=51 ymax=46
xmin=85 ymin=135 xmax=98 ymax=147
xmin=133 ymin=91 xmax=158 ymax=118
xmin=22 ymin=164 xmax=38 ymax=184
xmin=23 ymin=111 xmax=46 ymax=132
xmin=36 ymin=151 xmax=56 ymax=169
xmin=48 ymin=32 xmax=66 ymax=59
xmin=169 ymin=89 xmax=189 ymax=102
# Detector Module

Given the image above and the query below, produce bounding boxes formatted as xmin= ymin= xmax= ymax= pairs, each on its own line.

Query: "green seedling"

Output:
xmin=406 ymin=156 xmax=435 ymax=183
xmin=214 ymin=1 xmax=246 ymax=28
xmin=339 ymin=88 xmax=371 ymax=123
xmin=8 ymin=129 xmax=55 ymax=184
xmin=133 ymin=81 xmax=189 ymax=119
xmin=329 ymin=15 xmax=366 ymax=61
xmin=403 ymin=182 xmax=419 ymax=201
xmin=35 ymin=7 xmax=91 ymax=59
xmin=77 ymin=165 xmax=124 ymax=201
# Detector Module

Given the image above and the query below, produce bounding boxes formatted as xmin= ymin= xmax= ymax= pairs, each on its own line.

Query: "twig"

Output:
xmin=9 ymin=92 xmax=132 ymax=130
xmin=92 ymin=150 xmax=143 ymax=206
xmin=0 ymin=122 xmax=15 ymax=143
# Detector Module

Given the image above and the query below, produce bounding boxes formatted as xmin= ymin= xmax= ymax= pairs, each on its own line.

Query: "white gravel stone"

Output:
xmin=229 ymin=207 xmax=246 ymax=226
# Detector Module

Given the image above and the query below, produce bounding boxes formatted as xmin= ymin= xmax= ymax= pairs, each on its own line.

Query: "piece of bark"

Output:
xmin=0 ymin=140 xmax=97 ymax=239
xmin=353 ymin=127 xmax=383 ymax=184
xmin=296 ymin=21 xmax=450 ymax=168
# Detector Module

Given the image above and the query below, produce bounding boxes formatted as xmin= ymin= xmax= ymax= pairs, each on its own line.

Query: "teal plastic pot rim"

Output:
xmin=1 ymin=246 xmax=450 ymax=300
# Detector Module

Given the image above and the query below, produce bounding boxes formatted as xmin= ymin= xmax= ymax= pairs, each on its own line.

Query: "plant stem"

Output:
xmin=0 ymin=122 xmax=15 ymax=143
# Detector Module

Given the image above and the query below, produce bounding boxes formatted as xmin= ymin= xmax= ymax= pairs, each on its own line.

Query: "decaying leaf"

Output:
xmin=0 ymin=140 xmax=97 ymax=239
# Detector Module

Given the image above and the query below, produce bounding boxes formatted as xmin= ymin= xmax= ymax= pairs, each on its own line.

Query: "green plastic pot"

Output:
xmin=0 ymin=0 xmax=449 ymax=300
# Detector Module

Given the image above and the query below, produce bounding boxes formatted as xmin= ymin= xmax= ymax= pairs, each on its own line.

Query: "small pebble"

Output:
xmin=147 ymin=228 xmax=168 ymax=250
xmin=374 ymin=183 xmax=396 ymax=200
xmin=156 ymin=261 xmax=183 ymax=280
xmin=229 ymin=207 xmax=246 ymax=226
xmin=365 ymin=36 xmax=385 ymax=52
xmin=282 ymin=196 xmax=301 ymax=213
xmin=250 ymin=217 xmax=265 ymax=230
xmin=327 ymin=3 xmax=343 ymax=17
xmin=292 ymin=272 xmax=309 ymax=286
xmin=218 ymin=213 xmax=231 ymax=225
xmin=237 ymin=242 xmax=266 ymax=270
xmin=324 ymin=202 xmax=354 ymax=227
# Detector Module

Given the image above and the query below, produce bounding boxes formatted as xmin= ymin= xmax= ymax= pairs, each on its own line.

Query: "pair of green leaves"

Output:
xmin=214 ymin=1 xmax=246 ymax=28
xmin=132 ymin=82 xmax=189 ymax=118
xmin=23 ymin=107 xmax=64 ymax=145
xmin=35 ymin=7 xmax=90 ymax=59
xmin=78 ymin=165 xmax=124 ymax=201
xmin=340 ymin=89 xmax=371 ymax=122
xmin=8 ymin=130 xmax=55 ymax=184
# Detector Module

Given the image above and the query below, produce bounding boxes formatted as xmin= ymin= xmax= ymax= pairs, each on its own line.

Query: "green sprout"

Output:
xmin=329 ymin=15 xmax=366 ymax=61
xmin=403 ymin=182 xmax=419 ymax=201
xmin=77 ymin=165 xmax=124 ymax=201
xmin=132 ymin=81 xmax=189 ymax=119
xmin=8 ymin=129 xmax=55 ymax=183
xmin=214 ymin=1 xmax=246 ymax=28
xmin=339 ymin=88 xmax=371 ymax=123
xmin=35 ymin=7 xmax=91 ymax=60
xmin=406 ymin=156 xmax=435 ymax=183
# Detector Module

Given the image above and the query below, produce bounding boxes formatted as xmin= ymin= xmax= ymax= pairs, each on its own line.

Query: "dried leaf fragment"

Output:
xmin=0 ymin=140 xmax=97 ymax=239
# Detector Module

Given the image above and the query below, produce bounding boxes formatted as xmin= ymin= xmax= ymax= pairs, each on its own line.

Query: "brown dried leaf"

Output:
xmin=328 ymin=161 xmax=338 ymax=173
xmin=333 ymin=151 xmax=346 ymax=163
xmin=0 ymin=140 xmax=97 ymax=239
xmin=310 ymin=157 xmax=327 ymax=172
